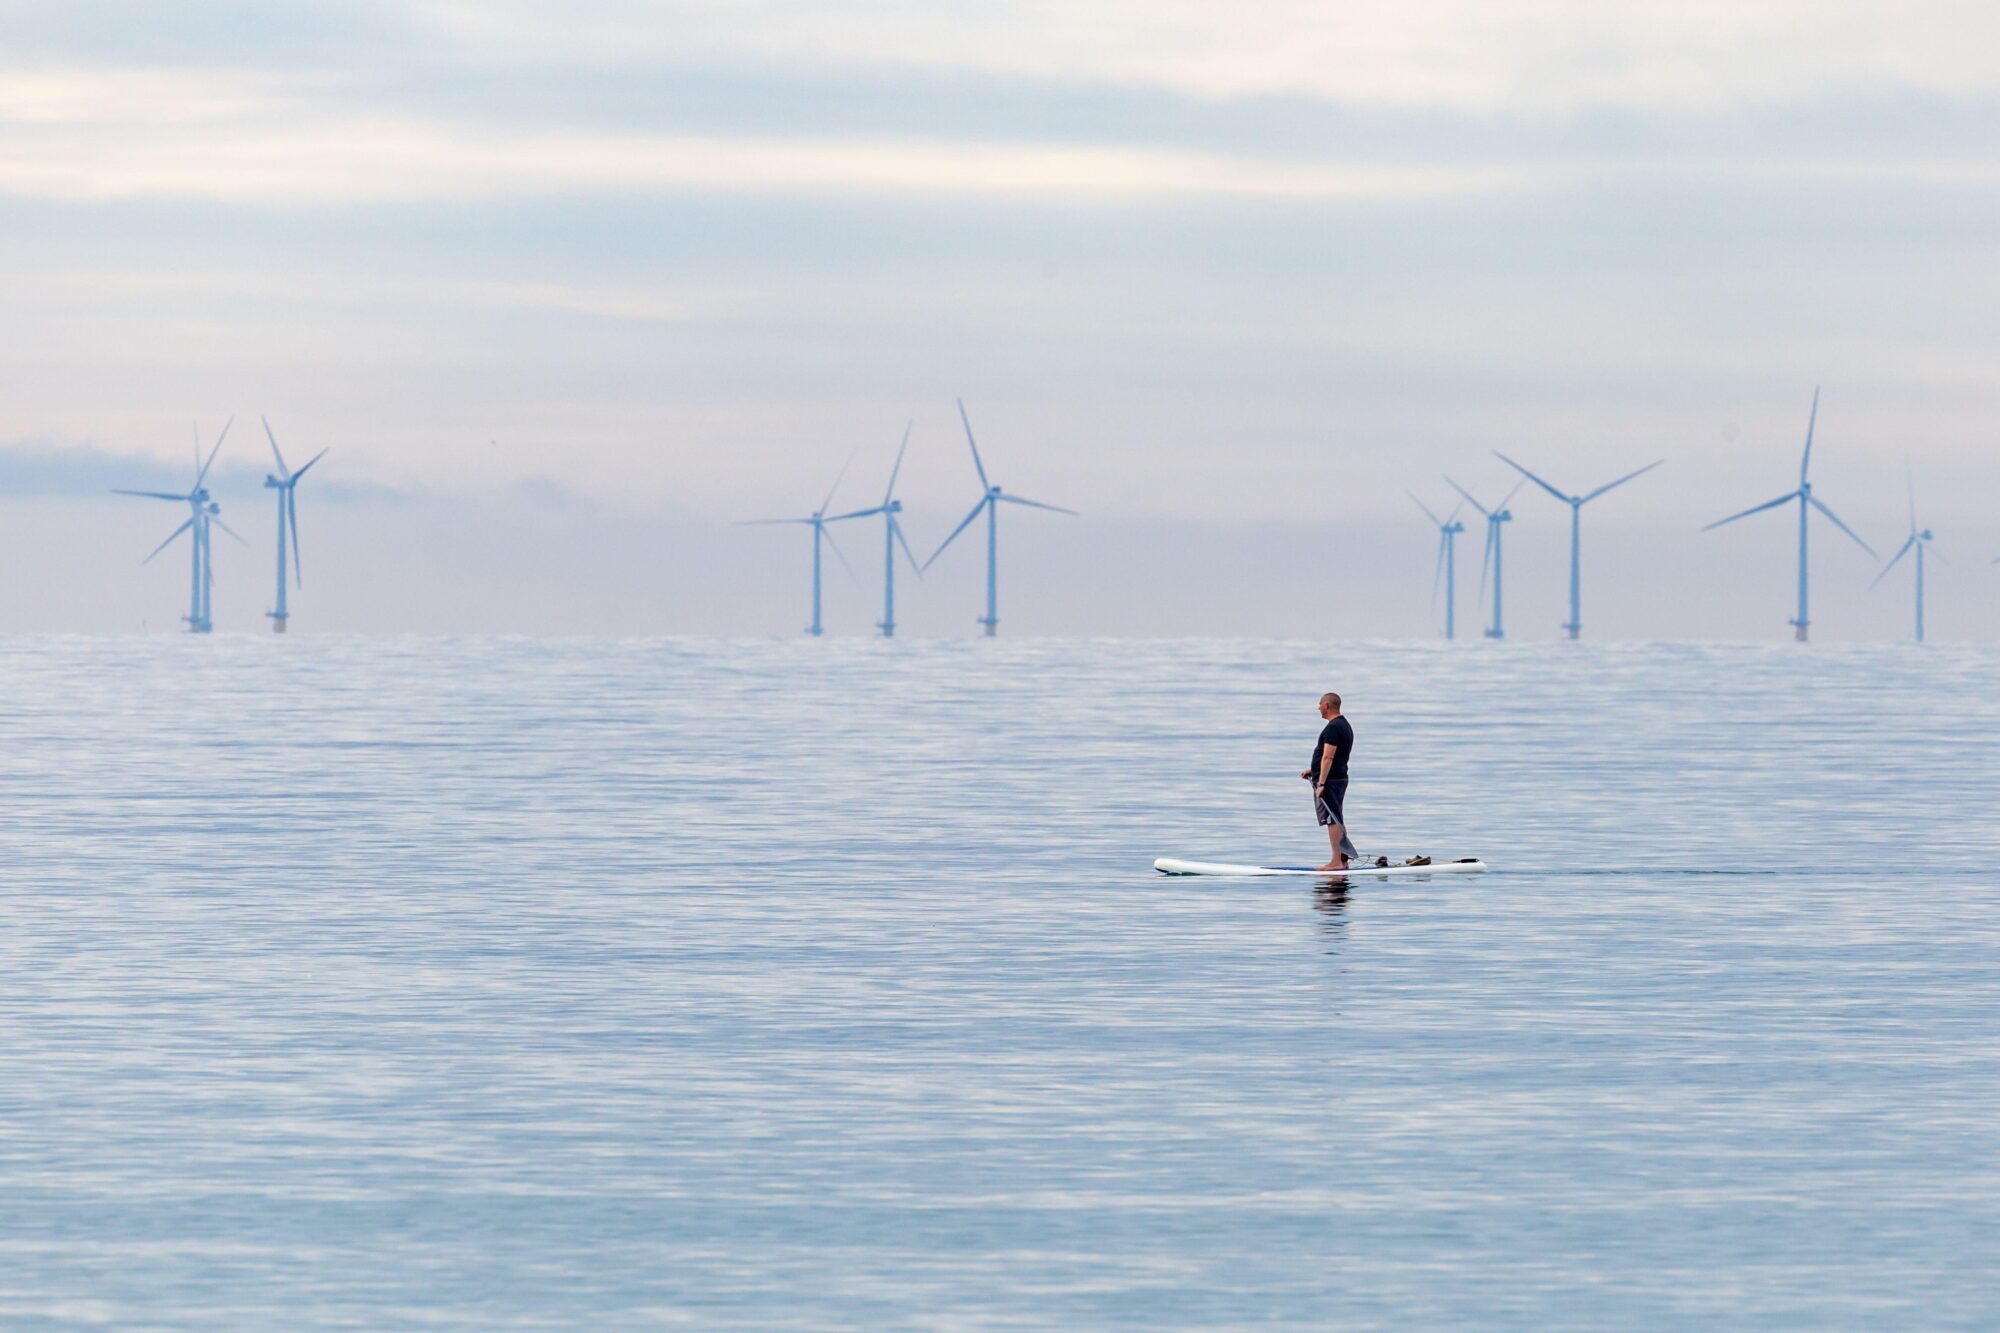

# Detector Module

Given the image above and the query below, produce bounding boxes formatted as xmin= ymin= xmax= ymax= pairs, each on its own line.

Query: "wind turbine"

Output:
xmin=1703 ymin=388 xmax=1875 ymax=642
xmin=113 ymin=418 xmax=245 ymax=633
xmin=1446 ymin=476 xmax=1525 ymax=640
xmin=1407 ymin=491 xmax=1465 ymax=640
xmin=1493 ymin=452 xmax=1664 ymax=640
xmin=261 ymin=418 xmax=328 ymax=634
xmin=825 ymin=424 xmax=922 ymax=638
xmin=736 ymin=452 xmax=860 ymax=636
xmin=922 ymin=399 xmax=1076 ymax=636
xmin=1871 ymin=461 xmax=1935 ymax=643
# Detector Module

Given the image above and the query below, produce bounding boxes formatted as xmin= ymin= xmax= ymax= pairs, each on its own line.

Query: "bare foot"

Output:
xmin=1316 ymin=861 xmax=1349 ymax=873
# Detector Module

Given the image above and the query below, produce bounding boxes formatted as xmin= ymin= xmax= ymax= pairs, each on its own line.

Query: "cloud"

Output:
xmin=404 ymin=0 xmax=2000 ymax=114
xmin=0 ymin=438 xmax=399 ymax=503
xmin=0 ymin=89 xmax=1532 ymax=205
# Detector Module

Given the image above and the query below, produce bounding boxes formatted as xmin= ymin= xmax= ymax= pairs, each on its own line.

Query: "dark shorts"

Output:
xmin=1314 ymin=780 xmax=1348 ymax=827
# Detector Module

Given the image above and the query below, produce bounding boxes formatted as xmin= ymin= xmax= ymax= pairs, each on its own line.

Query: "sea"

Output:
xmin=2 ymin=635 xmax=1996 ymax=1329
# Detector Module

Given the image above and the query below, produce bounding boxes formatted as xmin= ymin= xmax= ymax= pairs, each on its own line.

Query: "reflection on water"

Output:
xmin=1 ymin=635 xmax=1997 ymax=1328
xmin=1312 ymin=881 xmax=1352 ymax=944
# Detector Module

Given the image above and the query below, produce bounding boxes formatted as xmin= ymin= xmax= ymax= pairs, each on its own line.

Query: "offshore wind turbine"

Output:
xmin=261 ymin=418 xmax=327 ymax=634
xmin=922 ymin=399 xmax=1077 ymax=636
xmin=113 ymin=418 xmax=245 ymax=633
xmin=1703 ymin=388 xmax=1875 ymax=642
xmin=1446 ymin=476 xmax=1525 ymax=640
xmin=825 ymin=424 xmax=922 ymax=638
xmin=1871 ymin=462 xmax=1935 ymax=643
xmin=1407 ymin=491 xmax=1465 ymax=640
xmin=1494 ymin=452 xmax=1664 ymax=640
xmin=736 ymin=452 xmax=860 ymax=636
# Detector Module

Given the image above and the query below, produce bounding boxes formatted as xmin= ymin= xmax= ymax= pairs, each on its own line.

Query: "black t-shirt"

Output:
xmin=1312 ymin=716 xmax=1353 ymax=783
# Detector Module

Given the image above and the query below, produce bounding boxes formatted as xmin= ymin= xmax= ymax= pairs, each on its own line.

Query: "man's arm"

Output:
xmin=1317 ymin=746 xmax=1336 ymax=789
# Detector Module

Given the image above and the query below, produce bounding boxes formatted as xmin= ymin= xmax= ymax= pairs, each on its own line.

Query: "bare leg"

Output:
xmin=1317 ymin=823 xmax=1349 ymax=872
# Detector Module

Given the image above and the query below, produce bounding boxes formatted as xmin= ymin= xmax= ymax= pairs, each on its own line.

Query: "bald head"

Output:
xmin=1319 ymin=692 xmax=1341 ymax=717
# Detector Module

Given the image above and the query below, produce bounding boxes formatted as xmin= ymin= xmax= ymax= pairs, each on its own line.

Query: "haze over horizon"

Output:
xmin=3 ymin=0 xmax=1996 ymax=638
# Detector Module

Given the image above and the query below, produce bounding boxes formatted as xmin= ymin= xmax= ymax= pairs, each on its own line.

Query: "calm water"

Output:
xmin=2 ymin=636 xmax=1997 ymax=1328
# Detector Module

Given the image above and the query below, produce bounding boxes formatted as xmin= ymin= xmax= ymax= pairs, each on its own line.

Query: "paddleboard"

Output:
xmin=1154 ymin=857 xmax=1486 ymax=878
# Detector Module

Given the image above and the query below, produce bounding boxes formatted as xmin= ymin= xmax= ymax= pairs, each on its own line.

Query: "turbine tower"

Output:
xmin=1446 ymin=476 xmax=1525 ymax=640
xmin=1493 ymin=452 xmax=1664 ymax=640
xmin=1703 ymin=388 xmax=1875 ymax=642
xmin=113 ymin=418 xmax=245 ymax=633
xmin=736 ymin=453 xmax=859 ymax=636
xmin=1407 ymin=491 xmax=1465 ymax=640
xmin=923 ymin=399 xmax=1077 ymax=636
xmin=825 ymin=424 xmax=922 ymax=638
xmin=261 ymin=418 xmax=328 ymax=634
xmin=1871 ymin=461 xmax=1935 ymax=643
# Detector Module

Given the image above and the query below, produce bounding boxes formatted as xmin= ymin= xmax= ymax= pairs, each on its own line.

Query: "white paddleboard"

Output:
xmin=1154 ymin=857 xmax=1486 ymax=878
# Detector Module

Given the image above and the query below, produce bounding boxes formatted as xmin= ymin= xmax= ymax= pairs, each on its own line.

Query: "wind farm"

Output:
xmin=923 ymin=400 xmax=1077 ymax=637
xmin=53 ymin=389 xmax=1997 ymax=641
xmin=1493 ymin=452 xmax=1664 ymax=640
xmin=1703 ymin=388 xmax=1877 ymax=642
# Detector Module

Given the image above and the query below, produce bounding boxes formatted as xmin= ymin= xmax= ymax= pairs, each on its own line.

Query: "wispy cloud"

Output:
xmin=0 ymin=439 xmax=400 ymax=502
xmin=405 ymin=0 xmax=2000 ymax=113
xmin=0 ymin=87 xmax=1533 ymax=205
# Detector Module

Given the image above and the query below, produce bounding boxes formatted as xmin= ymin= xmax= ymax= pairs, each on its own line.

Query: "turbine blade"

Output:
xmin=995 ymin=493 xmax=1076 ymax=515
xmin=1493 ymin=452 xmax=1572 ymax=504
xmin=1444 ymin=476 xmax=1492 ymax=519
xmin=290 ymin=448 xmax=327 ymax=481
xmin=1581 ymin=458 xmax=1665 ymax=504
xmin=212 ymin=516 xmax=249 ymax=546
xmin=289 ymin=488 xmax=302 ymax=585
xmin=1479 ymin=522 xmax=1495 ymax=598
xmin=195 ymin=415 xmax=234 ymax=489
xmin=1799 ymin=386 xmax=1820 ymax=484
xmin=1408 ymin=490 xmax=1443 ymax=527
xmin=1498 ymin=478 xmax=1527 ymax=509
xmin=956 ymin=398 xmax=990 ymax=490
xmin=821 ymin=521 xmax=860 ymax=585
xmin=818 ymin=448 xmax=858 ymax=516
xmin=263 ymin=416 xmax=290 ymax=478
xmin=1431 ymin=531 xmax=1447 ymax=606
xmin=823 ymin=505 xmax=885 ymax=523
xmin=112 ymin=489 xmax=190 ymax=502
xmin=883 ymin=421 xmax=911 ymax=505
xmin=1807 ymin=494 xmax=1877 ymax=558
xmin=1703 ymin=490 xmax=1800 ymax=531
xmin=892 ymin=514 xmax=923 ymax=578
xmin=143 ymin=517 xmax=195 ymax=564
xmin=924 ymin=497 xmax=988 ymax=571
xmin=734 ymin=517 xmax=816 ymax=526
xmin=1871 ymin=535 xmax=1917 ymax=589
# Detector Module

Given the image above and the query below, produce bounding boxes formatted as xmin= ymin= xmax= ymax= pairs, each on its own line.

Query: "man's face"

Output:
xmin=1318 ymin=700 xmax=1333 ymax=719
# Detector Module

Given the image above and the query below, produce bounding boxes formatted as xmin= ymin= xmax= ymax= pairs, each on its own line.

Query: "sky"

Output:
xmin=1 ymin=0 xmax=1997 ymax=638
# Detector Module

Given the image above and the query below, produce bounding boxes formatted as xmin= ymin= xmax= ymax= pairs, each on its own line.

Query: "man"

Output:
xmin=1301 ymin=692 xmax=1357 ymax=872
